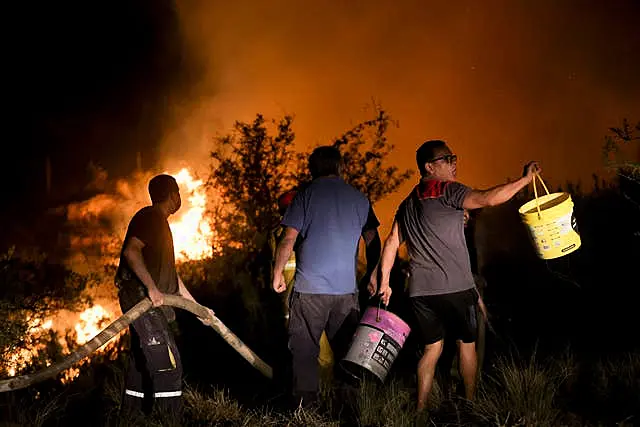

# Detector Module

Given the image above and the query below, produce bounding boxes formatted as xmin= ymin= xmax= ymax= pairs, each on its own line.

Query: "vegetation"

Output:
xmin=207 ymin=104 xmax=413 ymax=254
xmin=0 ymin=247 xmax=93 ymax=376
xmin=602 ymin=118 xmax=640 ymax=205
xmin=0 ymin=115 xmax=638 ymax=426
xmin=0 ymin=348 xmax=638 ymax=426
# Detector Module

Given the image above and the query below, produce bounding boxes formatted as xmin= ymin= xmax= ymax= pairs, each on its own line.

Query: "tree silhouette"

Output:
xmin=208 ymin=114 xmax=298 ymax=252
xmin=207 ymin=105 xmax=414 ymax=254
xmin=602 ymin=118 xmax=640 ymax=205
xmin=293 ymin=106 xmax=414 ymax=204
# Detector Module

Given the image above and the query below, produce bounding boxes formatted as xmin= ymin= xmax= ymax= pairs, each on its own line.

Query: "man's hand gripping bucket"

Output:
xmin=340 ymin=298 xmax=411 ymax=383
xmin=518 ymin=174 xmax=581 ymax=259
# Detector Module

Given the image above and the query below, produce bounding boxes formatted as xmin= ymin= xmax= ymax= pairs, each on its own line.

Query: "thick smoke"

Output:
xmin=161 ymin=0 xmax=639 ymax=230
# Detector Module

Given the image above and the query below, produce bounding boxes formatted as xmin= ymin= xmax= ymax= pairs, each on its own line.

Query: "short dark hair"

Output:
xmin=308 ymin=146 xmax=342 ymax=179
xmin=416 ymin=140 xmax=448 ymax=176
xmin=148 ymin=174 xmax=179 ymax=204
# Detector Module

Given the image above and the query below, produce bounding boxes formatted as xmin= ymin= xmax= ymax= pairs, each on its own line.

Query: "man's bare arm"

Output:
xmin=362 ymin=229 xmax=381 ymax=277
xmin=178 ymin=275 xmax=196 ymax=302
xmin=272 ymin=227 xmax=299 ymax=293
xmin=123 ymin=237 xmax=163 ymax=306
xmin=178 ymin=275 xmax=215 ymax=324
xmin=463 ymin=161 xmax=541 ymax=209
xmin=463 ymin=178 xmax=530 ymax=209
xmin=376 ymin=220 xmax=401 ymax=305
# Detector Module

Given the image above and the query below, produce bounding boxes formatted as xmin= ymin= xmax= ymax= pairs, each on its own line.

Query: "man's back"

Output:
xmin=116 ymin=206 xmax=178 ymax=296
xmin=396 ymin=179 xmax=474 ymax=297
xmin=282 ymin=177 xmax=375 ymax=295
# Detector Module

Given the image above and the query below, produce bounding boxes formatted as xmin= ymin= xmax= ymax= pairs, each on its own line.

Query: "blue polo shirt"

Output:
xmin=282 ymin=176 xmax=379 ymax=294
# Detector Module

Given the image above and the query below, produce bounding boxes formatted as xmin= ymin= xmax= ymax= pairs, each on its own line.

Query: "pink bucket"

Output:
xmin=341 ymin=307 xmax=411 ymax=382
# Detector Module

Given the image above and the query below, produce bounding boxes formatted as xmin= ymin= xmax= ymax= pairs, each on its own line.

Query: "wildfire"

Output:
xmin=169 ymin=168 xmax=215 ymax=262
xmin=74 ymin=305 xmax=111 ymax=345
xmin=62 ymin=304 xmax=121 ymax=383
xmin=4 ymin=305 xmax=123 ymax=382
xmin=3 ymin=167 xmax=216 ymax=383
xmin=5 ymin=318 xmax=53 ymax=377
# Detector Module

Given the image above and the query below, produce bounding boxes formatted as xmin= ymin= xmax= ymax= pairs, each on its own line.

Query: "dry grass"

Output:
xmin=183 ymin=385 xmax=339 ymax=427
xmin=2 ymin=348 xmax=639 ymax=426
xmin=0 ymin=390 xmax=66 ymax=427
xmin=579 ymin=352 xmax=640 ymax=424
xmin=473 ymin=349 xmax=576 ymax=427
xmin=356 ymin=377 xmax=421 ymax=427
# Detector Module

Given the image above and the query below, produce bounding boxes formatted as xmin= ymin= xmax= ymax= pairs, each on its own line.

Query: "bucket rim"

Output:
xmin=362 ymin=307 xmax=411 ymax=330
xmin=518 ymin=192 xmax=573 ymax=218
xmin=339 ymin=359 xmax=386 ymax=383
xmin=538 ymin=247 xmax=580 ymax=260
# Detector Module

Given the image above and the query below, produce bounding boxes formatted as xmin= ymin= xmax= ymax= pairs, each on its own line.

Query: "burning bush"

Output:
xmin=0 ymin=248 xmax=91 ymax=377
xmin=0 ymin=249 xmax=130 ymax=385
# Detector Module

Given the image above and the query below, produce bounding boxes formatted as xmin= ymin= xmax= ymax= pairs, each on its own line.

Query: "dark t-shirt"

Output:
xmin=116 ymin=206 xmax=179 ymax=300
xmin=395 ymin=179 xmax=474 ymax=297
xmin=282 ymin=176 xmax=380 ymax=294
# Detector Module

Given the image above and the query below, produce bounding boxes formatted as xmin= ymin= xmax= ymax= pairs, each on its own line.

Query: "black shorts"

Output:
xmin=410 ymin=288 xmax=478 ymax=345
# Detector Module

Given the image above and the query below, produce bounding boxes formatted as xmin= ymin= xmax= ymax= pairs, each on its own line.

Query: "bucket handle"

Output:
xmin=376 ymin=297 xmax=387 ymax=322
xmin=532 ymin=173 xmax=550 ymax=220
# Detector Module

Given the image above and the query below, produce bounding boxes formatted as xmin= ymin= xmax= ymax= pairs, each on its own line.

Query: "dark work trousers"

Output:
xmin=120 ymin=305 xmax=183 ymax=419
xmin=288 ymin=291 xmax=360 ymax=404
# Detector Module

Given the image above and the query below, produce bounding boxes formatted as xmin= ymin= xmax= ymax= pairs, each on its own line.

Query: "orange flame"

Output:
xmin=4 ymin=167 xmax=216 ymax=382
xmin=5 ymin=318 xmax=53 ymax=377
xmin=74 ymin=305 xmax=111 ymax=346
xmin=61 ymin=304 xmax=122 ymax=383
xmin=168 ymin=168 xmax=215 ymax=262
xmin=4 ymin=304 xmax=123 ymax=382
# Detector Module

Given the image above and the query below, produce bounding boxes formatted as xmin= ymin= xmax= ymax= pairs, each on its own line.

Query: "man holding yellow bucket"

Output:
xmin=371 ymin=139 xmax=540 ymax=412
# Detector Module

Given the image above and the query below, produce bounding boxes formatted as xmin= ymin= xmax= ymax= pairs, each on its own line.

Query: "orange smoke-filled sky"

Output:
xmin=160 ymin=0 xmax=639 ymax=227
xmin=3 ymin=0 xmax=638 ymax=234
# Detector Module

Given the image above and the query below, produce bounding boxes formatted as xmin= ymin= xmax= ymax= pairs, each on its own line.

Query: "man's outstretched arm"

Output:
xmin=463 ymin=161 xmax=541 ymax=209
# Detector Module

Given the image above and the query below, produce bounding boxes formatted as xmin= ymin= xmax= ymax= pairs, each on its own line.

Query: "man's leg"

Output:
xmin=324 ymin=293 xmax=359 ymax=362
xmin=121 ymin=328 xmax=152 ymax=417
xmin=152 ymin=325 xmax=183 ymax=418
xmin=450 ymin=288 xmax=480 ymax=401
xmin=288 ymin=292 xmax=331 ymax=407
xmin=457 ymin=341 xmax=477 ymax=400
xmin=119 ymin=287 xmax=153 ymax=417
xmin=409 ymin=295 xmax=445 ymax=412
xmin=438 ymin=338 xmax=457 ymax=399
xmin=130 ymin=309 xmax=183 ymax=420
xmin=417 ymin=339 xmax=444 ymax=412
xmin=324 ymin=293 xmax=359 ymax=387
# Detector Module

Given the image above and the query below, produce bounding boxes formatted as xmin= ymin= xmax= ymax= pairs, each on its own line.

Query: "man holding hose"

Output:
xmin=370 ymin=140 xmax=540 ymax=412
xmin=115 ymin=174 xmax=213 ymax=420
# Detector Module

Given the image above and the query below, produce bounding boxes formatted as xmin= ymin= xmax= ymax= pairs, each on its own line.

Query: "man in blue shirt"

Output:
xmin=272 ymin=146 xmax=381 ymax=407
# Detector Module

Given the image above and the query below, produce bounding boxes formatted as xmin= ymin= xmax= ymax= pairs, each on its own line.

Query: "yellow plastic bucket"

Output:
xmin=518 ymin=174 xmax=581 ymax=259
